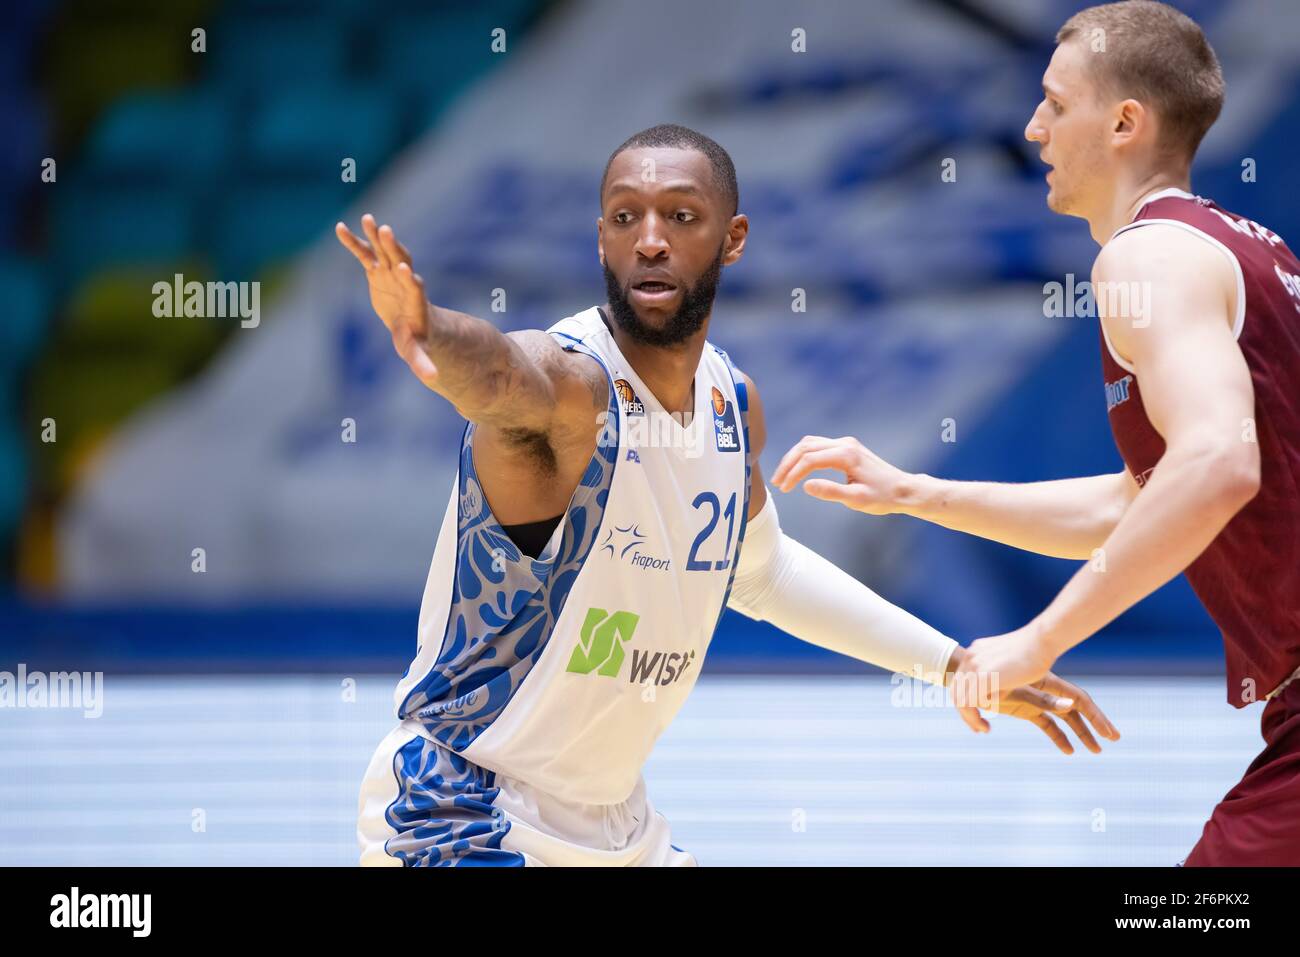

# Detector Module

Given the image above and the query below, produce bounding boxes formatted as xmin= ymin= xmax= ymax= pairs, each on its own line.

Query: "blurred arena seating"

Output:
xmin=3 ymin=0 xmax=1299 ymax=678
xmin=3 ymin=0 xmax=547 ymax=588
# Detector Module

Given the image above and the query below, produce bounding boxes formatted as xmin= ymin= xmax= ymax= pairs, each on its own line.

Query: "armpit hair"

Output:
xmin=490 ymin=328 xmax=606 ymax=475
xmin=495 ymin=425 xmax=559 ymax=475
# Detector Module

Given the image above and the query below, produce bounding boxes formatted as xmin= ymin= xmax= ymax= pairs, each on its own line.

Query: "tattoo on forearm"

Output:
xmin=422 ymin=308 xmax=543 ymax=419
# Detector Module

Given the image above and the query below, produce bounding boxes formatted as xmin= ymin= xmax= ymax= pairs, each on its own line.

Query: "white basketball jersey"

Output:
xmin=391 ymin=306 xmax=752 ymax=804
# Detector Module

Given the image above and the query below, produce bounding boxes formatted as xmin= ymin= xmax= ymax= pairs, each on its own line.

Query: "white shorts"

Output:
xmin=357 ymin=723 xmax=697 ymax=867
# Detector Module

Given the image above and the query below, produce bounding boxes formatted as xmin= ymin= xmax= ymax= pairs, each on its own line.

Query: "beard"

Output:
xmin=603 ymin=243 xmax=724 ymax=348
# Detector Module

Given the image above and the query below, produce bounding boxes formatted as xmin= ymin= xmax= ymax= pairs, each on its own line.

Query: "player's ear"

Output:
xmin=722 ymin=214 xmax=749 ymax=266
xmin=1113 ymin=98 xmax=1143 ymax=142
xmin=596 ymin=217 xmax=606 ymax=267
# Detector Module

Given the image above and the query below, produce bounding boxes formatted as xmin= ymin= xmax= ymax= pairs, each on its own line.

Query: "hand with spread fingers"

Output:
xmin=335 ymin=213 xmax=439 ymax=389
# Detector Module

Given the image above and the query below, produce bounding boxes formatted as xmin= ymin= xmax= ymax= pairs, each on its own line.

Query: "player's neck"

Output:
xmin=1088 ymin=168 xmax=1192 ymax=245
xmin=605 ymin=308 xmax=709 ymax=419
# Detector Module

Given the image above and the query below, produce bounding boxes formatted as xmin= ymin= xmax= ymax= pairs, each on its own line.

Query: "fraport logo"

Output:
xmin=599 ymin=523 xmax=671 ymax=571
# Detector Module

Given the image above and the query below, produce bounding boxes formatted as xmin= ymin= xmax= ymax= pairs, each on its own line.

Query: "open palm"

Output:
xmin=336 ymin=213 xmax=439 ymax=388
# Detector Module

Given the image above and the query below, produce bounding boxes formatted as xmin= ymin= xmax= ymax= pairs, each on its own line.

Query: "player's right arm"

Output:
xmin=770 ymin=438 xmax=1138 ymax=561
xmin=336 ymin=215 xmax=606 ymax=437
xmin=731 ymin=373 xmax=1120 ymax=752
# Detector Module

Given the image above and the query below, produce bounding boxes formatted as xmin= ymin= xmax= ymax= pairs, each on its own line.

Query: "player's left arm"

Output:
xmin=730 ymin=371 xmax=1120 ymax=752
xmin=956 ymin=224 xmax=1259 ymax=696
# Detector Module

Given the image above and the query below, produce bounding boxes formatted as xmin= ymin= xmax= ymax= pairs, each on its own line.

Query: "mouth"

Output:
xmin=630 ymin=279 xmax=680 ymax=306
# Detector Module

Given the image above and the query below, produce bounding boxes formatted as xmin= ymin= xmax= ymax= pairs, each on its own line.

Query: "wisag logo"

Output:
xmin=564 ymin=607 xmax=697 ymax=686
xmin=566 ymin=608 xmax=641 ymax=677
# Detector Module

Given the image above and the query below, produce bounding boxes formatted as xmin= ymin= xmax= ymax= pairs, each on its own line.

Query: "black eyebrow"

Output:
xmin=604 ymin=180 xmax=707 ymax=199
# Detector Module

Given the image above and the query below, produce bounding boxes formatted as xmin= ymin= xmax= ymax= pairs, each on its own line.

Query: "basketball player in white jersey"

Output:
xmin=336 ymin=125 xmax=1119 ymax=867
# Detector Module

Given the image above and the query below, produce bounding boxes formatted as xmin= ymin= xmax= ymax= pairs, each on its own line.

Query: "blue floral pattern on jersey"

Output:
xmin=383 ymin=735 xmax=523 ymax=866
xmin=396 ymin=336 xmax=618 ymax=752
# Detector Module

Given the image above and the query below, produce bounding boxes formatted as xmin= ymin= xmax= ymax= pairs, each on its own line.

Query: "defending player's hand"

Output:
xmin=973 ymin=672 xmax=1121 ymax=755
xmin=335 ymin=214 xmax=440 ymax=389
xmin=954 ymin=627 xmax=1057 ymax=708
xmin=770 ymin=435 xmax=910 ymax=514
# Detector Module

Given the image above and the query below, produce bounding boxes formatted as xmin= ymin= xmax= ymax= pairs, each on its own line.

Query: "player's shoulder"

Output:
xmin=1096 ymin=213 xmax=1241 ymax=361
xmin=703 ymin=340 xmax=757 ymax=399
xmin=505 ymin=314 xmax=610 ymax=425
xmin=1095 ymin=217 xmax=1235 ymax=288
xmin=507 ymin=306 xmax=605 ymax=365
xmin=544 ymin=305 xmax=607 ymax=347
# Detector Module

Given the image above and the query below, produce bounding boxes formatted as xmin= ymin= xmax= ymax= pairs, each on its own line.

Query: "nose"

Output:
xmin=634 ymin=212 xmax=669 ymax=261
xmin=1025 ymin=102 xmax=1047 ymax=145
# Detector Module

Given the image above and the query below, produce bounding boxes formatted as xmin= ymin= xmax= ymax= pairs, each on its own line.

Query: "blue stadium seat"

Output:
xmin=205 ymin=15 xmax=350 ymax=91
xmin=0 ymin=416 xmax=22 ymax=542
xmin=380 ymin=12 xmax=521 ymax=127
xmin=53 ymin=182 xmax=195 ymax=284
xmin=245 ymin=85 xmax=401 ymax=176
xmin=224 ymin=0 xmax=372 ymax=14
xmin=82 ymin=91 xmax=231 ymax=184
xmin=0 ymin=0 xmax=55 ymax=88
xmin=0 ymin=92 xmax=48 ymax=247
xmin=0 ymin=256 xmax=49 ymax=372
xmin=212 ymin=181 xmax=349 ymax=278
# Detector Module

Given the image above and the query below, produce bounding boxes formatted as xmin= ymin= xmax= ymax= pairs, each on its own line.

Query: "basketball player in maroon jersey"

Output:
xmin=773 ymin=1 xmax=1300 ymax=865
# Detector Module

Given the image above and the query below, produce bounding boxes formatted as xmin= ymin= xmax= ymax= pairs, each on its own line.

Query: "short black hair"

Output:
xmin=601 ymin=124 xmax=739 ymax=216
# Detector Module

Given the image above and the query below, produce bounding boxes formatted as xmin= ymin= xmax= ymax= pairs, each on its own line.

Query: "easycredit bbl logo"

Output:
xmin=565 ymin=607 xmax=697 ymax=686
xmin=711 ymin=386 xmax=740 ymax=452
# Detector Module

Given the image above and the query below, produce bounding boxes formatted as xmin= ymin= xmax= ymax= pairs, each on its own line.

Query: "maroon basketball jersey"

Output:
xmin=1099 ymin=188 xmax=1300 ymax=707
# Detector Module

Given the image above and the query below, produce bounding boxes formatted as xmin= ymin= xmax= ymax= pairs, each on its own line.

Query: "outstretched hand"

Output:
xmin=336 ymin=214 xmax=439 ymax=388
xmin=771 ymin=435 xmax=912 ymax=515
